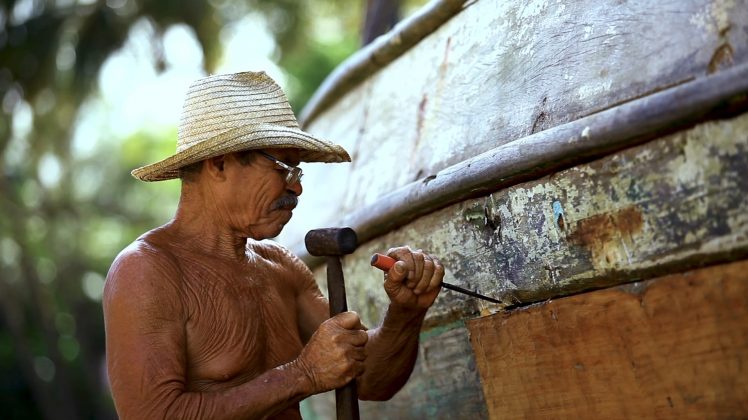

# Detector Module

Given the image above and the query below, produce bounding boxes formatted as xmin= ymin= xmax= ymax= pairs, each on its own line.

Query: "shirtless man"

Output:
xmin=103 ymin=72 xmax=444 ymax=419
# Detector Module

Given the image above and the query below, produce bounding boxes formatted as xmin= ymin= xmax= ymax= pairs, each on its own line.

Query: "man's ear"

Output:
xmin=204 ymin=155 xmax=227 ymax=181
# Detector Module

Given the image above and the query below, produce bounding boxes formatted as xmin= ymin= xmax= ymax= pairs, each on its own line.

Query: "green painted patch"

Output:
xmin=420 ymin=319 xmax=465 ymax=341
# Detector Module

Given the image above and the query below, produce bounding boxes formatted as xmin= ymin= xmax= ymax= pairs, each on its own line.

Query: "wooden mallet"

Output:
xmin=305 ymin=227 xmax=360 ymax=420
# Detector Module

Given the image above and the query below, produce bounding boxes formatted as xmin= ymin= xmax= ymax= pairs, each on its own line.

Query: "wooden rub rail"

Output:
xmin=295 ymin=63 xmax=748 ymax=266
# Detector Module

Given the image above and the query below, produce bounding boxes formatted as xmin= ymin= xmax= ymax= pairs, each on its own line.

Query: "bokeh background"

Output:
xmin=0 ymin=0 xmax=425 ymax=417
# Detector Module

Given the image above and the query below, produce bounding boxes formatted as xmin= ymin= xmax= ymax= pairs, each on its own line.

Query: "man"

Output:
xmin=104 ymin=71 xmax=444 ymax=419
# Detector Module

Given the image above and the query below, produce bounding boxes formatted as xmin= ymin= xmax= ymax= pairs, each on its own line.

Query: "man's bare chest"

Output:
xmin=178 ymin=259 xmax=304 ymax=389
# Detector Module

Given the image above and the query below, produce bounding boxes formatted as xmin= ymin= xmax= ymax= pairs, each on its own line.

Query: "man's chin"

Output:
xmin=266 ymin=222 xmax=292 ymax=240
xmin=274 ymin=218 xmax=289 ymax=233
xmin=276 ymin=208 xmax=294 ymax=224
xmin=246 ymin=211 xmax=293 ymax=240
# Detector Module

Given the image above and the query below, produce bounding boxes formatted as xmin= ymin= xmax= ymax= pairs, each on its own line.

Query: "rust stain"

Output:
xmin=531 ymin=97 xmax=549 ymax=134
xmin=568 ymin=206 xmax=644 ymax=268
xmin=410 ymin=37 xmax=451 ymax=175
xmin=440 ymin=36 xmax=452 ymax=72
xmin=556 ymin=213 xmax=565 ymax=231
xmin=615 ymin=206 xmax=644 ymax=238
xmin=433 ymin=36 xmax=452 ymax=98
xmin=410 ymin=93 xmax=429 ymax=178
xmin=708 ymin=43 xmax=734 ymax=74
xmin=416 ymin=94 xmax=428 ymax=142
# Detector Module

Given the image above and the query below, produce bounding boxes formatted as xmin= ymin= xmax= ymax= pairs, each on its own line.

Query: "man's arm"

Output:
xmin=293 ymin=245 xmax=443 ymax=401
xmin=357 ymin=246 xmax=444 ymax=400
xmin=104 ymin=244 xmax=367 ymax=419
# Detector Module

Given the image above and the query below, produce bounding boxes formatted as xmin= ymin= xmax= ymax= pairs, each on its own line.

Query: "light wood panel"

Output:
xmin=467 ymin=260 xmax=748 ymax=419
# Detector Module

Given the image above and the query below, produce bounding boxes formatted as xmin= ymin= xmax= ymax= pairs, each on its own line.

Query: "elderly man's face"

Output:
xmin=212 ymin=148 xmax=302 ymax=240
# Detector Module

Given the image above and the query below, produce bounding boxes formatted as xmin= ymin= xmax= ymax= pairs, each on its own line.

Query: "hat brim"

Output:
xmin=131 ymin=124 xmax=351 ymax=182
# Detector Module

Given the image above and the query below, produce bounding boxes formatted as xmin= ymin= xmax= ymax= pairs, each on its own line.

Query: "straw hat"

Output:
xmin=131 ymin=71 xmax=351 ymax=182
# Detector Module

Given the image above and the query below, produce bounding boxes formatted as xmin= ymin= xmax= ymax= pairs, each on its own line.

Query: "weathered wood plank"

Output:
xmin=303 ymin=112 xmax=748 ymax=420
xmin=294 ymin=63 xmax=748 ymax=265
xmin=466 ymin=259 xmax=748 ymax=419
xmin=279 ymin=0 xmax=748 ymax=245
xmin=288 ymin=2 xmax=748 ymax=418
xmin=361 ymin=321 xmax=487 ymax=419
xmin=302 ymin=322 xmax=488 ymax=419
xmin=325 ymin=112 xmax=748 ymax=328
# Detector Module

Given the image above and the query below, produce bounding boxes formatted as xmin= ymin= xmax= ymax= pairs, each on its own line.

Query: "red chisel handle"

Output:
xmin=369 ymin=253 xmax=501 ymax=304
xmin=370 ymin=253 xmax=396 ymax=271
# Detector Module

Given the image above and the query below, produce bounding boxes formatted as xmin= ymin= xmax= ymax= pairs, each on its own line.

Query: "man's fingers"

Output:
xmin=411 ymin=250 xmax=425 ymax=285
xmin=352 ymin=361 xmax=366 ymax=378
xmin=428 ymin=258 xmax=445 ymax=292
xmin=331 ymin=311 xmax=363 ymax=330
xmin=404 ymin=255 xmax=417 ymax=288
xmin=387 ymin=247 xmax=416 ymax=286
xmin=340 ymin=359 xmax=366 ymax=383
xmin=349 ymin=346 xmax=367 ymax=362
xmin=300 ymin=311 xmax=371 ymax=393
xmin=414 ymin=257 xmax=436 ymax=295
xmin=341 ymin=328 xmax=369 ymax=346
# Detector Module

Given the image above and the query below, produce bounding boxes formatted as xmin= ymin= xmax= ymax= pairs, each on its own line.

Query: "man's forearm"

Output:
xmin=118 ymin=361 xmax=312 ymax=420
xmin=357 ymin=305 xmax=427 ymax=400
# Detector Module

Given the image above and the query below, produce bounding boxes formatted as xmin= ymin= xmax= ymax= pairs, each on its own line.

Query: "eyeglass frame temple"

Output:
xmin=258 ymin=151 xmax=303 ymax=185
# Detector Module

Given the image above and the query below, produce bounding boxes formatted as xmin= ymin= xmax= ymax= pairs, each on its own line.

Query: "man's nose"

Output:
xmin=287 ymin=180 xmax=302 ymax=197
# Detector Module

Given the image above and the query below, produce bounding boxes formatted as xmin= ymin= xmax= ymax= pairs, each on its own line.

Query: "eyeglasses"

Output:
xmin=258 ymin=151 xmax=303 ymax=186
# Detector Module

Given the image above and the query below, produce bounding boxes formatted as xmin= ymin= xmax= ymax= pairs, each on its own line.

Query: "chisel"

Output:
xmin=370 ymin=253 xmax=501 ymax=304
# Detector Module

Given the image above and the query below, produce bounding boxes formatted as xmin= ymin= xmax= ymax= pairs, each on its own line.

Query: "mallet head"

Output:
xmin=305 ymin=227 xmax=358 ymax=256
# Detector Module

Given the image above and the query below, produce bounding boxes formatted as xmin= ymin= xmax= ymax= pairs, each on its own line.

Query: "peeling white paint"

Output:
xmin=285 ymin=0 xmax=748 ymax=245
xmin=603 ymin=24 xmax=619 ymax=45
xmin=581 ymin=126 xmax=591 ymax=140
xmin=689 ymin=0 xmax=736 ymax=34
xmin=583 ymin=25 xmax=593 ymax=40
xmin=577 ymin=79 xmax=613 ymax=101
xmin=518 ymin=0 xmax=551 ymax=21
xmin=327 ymin=113 xmax=748 ymax=324
xmin=667 ymin=118 xmax=736 ymax=187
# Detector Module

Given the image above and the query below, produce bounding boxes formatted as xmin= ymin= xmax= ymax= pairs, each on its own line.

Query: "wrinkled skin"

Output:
xmin=104 ymin=149 xmax=445 ymax=419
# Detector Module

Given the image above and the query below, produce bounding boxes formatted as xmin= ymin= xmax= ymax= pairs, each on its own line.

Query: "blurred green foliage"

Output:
xmin=0 ymin=0 xmax=362 ymax=418
xmin=0 ymin=0 xmax=426 ymax=418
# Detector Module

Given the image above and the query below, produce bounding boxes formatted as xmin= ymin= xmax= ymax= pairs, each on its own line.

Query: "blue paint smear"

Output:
xmin=552 ymin=200 xmax=564 ymax=223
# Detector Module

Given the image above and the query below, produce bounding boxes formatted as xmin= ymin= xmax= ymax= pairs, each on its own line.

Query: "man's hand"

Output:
xmin=383 ymin=247 xmax=444 ymax=310
xmin=294 ymin=312 xmax=368 ymax=394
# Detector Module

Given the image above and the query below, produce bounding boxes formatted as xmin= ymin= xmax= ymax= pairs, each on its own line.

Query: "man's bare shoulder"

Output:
xmin=104 ymin=228 xmax=183 ymax=308
xmin=247 ymin=240 xmax=314 ymax=278
xmin=248 ymin=240 xmax=326 ymax=324
xmin=248 ymin=240 xmax=302 ymax=264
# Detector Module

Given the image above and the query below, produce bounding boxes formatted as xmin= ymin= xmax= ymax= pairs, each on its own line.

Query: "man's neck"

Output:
xmin=168 ymin=183 xmax=249 ymax=262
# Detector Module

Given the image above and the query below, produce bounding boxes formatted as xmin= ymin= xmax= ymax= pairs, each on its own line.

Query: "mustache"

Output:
xmin=270 ymin=194 xmax=298 ymax=211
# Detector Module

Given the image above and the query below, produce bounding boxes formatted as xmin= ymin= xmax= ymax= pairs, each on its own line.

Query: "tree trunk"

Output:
xmin=362 ymin=0 xmax=401 ymax=45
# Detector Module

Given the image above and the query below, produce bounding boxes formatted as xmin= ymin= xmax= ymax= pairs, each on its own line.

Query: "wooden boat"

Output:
xmin=280 ymin=0 xmax=748 ymax=417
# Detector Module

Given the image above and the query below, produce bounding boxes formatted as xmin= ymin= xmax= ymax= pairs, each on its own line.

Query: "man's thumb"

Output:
xmin=332 ymin=311 xmax=362 ymax=330
xmin=388 ymin=261 xmax=407 ymax=280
